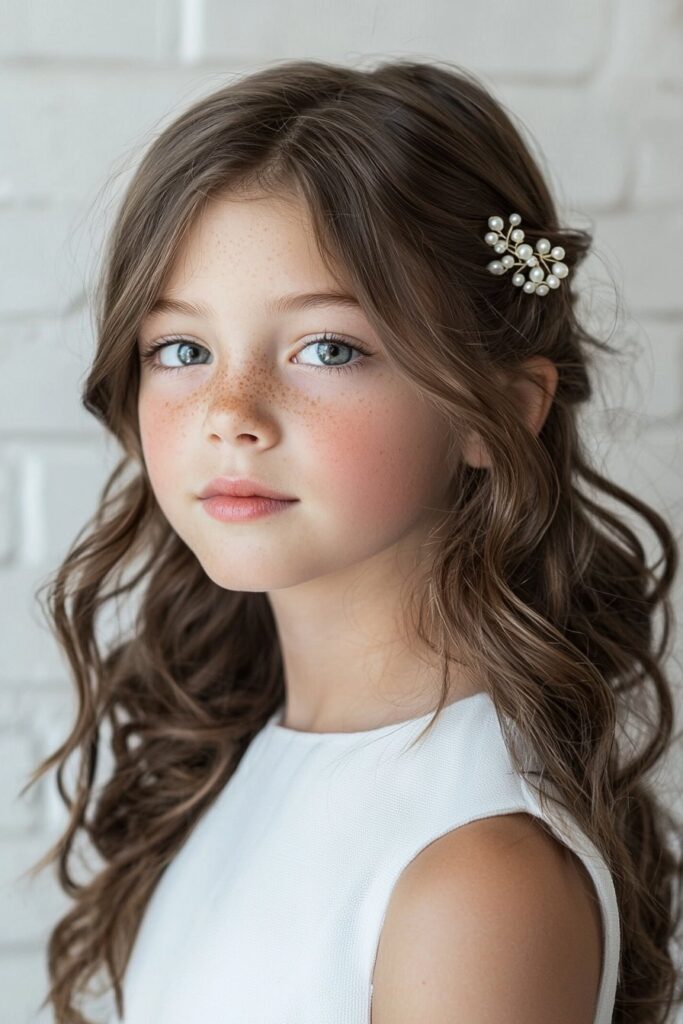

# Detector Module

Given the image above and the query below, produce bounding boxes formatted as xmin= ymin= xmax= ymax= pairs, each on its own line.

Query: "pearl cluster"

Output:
xmin=484 ymin=213 xmax=569 ymax=296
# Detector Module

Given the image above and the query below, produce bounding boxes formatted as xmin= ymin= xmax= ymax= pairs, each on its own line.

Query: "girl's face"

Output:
xmin=136 ymin=191 xmax=453 ymax=593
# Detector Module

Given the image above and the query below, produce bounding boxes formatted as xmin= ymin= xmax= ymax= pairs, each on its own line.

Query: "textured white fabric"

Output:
xmin=121 ymin=690 xmax=619 ymax=1023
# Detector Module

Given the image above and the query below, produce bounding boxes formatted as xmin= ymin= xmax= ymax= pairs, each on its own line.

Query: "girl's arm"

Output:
xmin=371 ymin=812 xmax=602 ymax=1024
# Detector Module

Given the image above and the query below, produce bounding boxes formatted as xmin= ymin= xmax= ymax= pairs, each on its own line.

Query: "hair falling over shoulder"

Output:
xmin=21 ymin=57 xmax=682 ymax=1022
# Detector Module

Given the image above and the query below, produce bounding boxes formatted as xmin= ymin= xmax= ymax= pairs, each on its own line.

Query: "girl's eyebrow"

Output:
xmin=145 ymin=290 xmax=362 ymax=320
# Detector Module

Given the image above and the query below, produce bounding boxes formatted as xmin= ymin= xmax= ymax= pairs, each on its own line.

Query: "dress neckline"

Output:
xmin=264 ymin=689 xmax=492 ymax=745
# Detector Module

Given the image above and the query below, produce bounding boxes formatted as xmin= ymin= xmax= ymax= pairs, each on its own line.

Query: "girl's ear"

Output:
xmin=461 ymin=356 xmax=559 ymax=469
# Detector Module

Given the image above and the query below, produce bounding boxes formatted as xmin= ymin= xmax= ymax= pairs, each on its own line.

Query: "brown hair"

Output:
xmin=21 ymin=57 xmax=682 ymax=1022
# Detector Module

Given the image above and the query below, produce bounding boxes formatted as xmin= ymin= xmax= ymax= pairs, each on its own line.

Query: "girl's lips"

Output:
xmin=200 ymin=494 xmax=298 ymax=522
xmin=199 ymin=476 xmax=297 ymax=501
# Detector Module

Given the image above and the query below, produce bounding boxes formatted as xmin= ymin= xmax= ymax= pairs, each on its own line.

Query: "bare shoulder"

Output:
xmin=371 ymin=812 xmax=603 ymax=1024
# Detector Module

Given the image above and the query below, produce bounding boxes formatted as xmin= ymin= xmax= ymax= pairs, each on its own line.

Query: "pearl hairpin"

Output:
xmin=484 ymin=213 xmax=569 ymax=296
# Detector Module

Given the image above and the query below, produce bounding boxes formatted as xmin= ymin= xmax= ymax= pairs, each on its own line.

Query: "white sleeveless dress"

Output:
xmin=120 ymin=690 xmax=620 ymax=1023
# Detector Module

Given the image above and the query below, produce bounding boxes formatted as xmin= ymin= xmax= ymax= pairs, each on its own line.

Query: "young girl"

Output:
xmin=24 ymin=57 xmax=682 ymax=1023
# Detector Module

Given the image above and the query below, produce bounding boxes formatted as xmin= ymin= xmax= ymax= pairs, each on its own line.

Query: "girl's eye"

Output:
xmin=139 ymin=336 xmax=210 ymax=375
xmin=293 ymin=333 xmax=370 ymax=374
xmin=138 ymin=331 xmax=371 ymax=376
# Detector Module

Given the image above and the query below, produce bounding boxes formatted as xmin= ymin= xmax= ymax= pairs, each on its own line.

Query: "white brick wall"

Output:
xmin=1 ymin=1 xmax=682 ymax=1020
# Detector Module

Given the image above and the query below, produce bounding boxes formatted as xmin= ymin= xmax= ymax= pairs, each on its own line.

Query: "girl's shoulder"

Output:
xmin=370 ymin=811 xmax=603 ymax=1024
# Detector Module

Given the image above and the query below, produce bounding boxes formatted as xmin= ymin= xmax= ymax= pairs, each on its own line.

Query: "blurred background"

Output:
xmin=0 ymin=1 xmax=682 ymax=1020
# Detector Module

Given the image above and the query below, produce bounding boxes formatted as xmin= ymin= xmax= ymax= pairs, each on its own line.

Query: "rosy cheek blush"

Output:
xmin=137 ymin=394 xmax=193 ymax=499
xmin=304 ymin=393 xmax=442 ymax=531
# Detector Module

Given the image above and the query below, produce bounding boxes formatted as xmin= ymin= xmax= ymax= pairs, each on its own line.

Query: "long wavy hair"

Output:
xmin=21 ymin=57 xmax=682 ymax=1023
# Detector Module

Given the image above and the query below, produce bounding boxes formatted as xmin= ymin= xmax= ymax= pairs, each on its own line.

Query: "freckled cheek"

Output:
xmin=138 ymin=394 xmax=191 ymax=497
xmin=309 ymin=400 xmax=443 ymax=522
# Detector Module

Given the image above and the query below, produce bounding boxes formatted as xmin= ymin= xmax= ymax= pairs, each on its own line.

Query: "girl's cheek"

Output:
xmin=309 ymin=398 xmax=424 ymax=514
xmin=138 ymin=394 xmax=187 ymax=481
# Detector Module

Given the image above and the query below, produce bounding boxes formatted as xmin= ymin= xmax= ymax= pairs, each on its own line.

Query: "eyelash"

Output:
xmin=138 ymin=331 xmax=370 ymax=376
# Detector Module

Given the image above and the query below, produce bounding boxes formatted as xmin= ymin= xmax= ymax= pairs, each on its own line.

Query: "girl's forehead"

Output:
xmin=177 ymin=196 xmax=311 ymax=259
xmin=195 ymin=189 xmax=313 ymax=241
xmin=161 ymin=194 xmax=349 ymax=301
